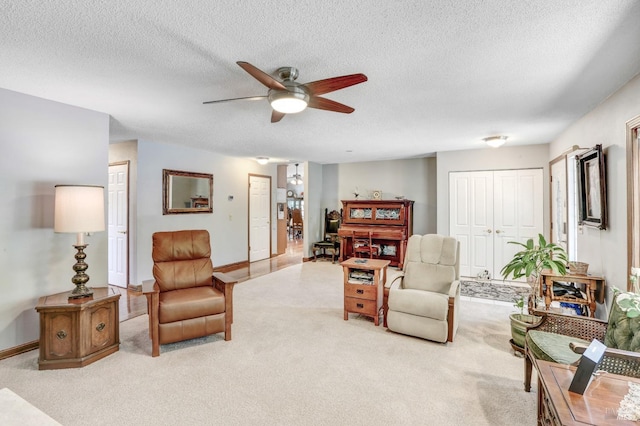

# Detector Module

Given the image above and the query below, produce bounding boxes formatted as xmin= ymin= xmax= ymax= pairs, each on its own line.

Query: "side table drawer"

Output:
xmin=345 ymin=297 xmax=378 ymax=316
xmin=345 ymin=283 xmax=377 ymax=300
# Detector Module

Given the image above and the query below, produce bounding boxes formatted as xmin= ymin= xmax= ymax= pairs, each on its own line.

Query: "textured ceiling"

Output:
xmin=2 ymin=1 xmax=640 ymax=164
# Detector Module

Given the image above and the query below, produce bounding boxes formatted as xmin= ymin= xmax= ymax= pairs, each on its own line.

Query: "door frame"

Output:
xmin=627 ymin=115 xmax=640 ymax=290
xmin=108 ymin=160 xmax=130 ymax=288
xmin=248 ymin=174 xmax=272 ymax=262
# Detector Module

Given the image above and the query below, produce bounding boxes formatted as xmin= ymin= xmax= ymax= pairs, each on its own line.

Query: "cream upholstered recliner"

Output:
xmin=383 ymin=234 xmax=460 ymax=343
xmin=143 ymin=230 xmax=236 ymax=357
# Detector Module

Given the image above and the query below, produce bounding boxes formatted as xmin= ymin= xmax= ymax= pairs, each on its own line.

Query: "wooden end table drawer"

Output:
xmin=345 ymin=283 xmax=377 ymax=300
xmin=345 ymin=297 xmax=378 ymax=316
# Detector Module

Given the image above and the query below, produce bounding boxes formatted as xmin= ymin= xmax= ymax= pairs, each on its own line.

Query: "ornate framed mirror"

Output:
xmin=162 ymin=169 xmax=213 ymax=214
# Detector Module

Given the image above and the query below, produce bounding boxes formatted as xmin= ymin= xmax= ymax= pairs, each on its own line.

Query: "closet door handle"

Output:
xmin=495 ymin=230 xmax=502 ymax=234
xmin=486 ymin=229 xmax=492 ymax=233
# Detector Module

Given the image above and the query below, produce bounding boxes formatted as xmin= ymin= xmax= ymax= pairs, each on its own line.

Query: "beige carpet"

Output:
xmin=0 ymin=262 xmax=536 ymax=425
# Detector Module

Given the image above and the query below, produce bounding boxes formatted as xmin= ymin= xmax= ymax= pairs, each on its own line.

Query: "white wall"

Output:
xmin=321 ymin=157 xmax=437 ymax=235
xmin=134 ymin=140 xmax=278 ymax=284
xmin=304 ymin=162 xmax=323 ymax=258
xmin=0 ymin=89 xmax=109 ymax=351
xmin=436 ymin=144 xmax=550 ymax=236
xmin=550 ymin=73 xmax=640 ymax=295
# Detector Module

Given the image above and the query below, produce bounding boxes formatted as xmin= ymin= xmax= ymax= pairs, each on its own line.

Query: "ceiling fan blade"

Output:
xmin=237 ymin=61 xmax=287 ymax=91
xmin=304 ymin=74 xmax=367 ymax=96
xmin=203 ymin=95 xmax=266 ymax=104
xmin=307 ymin=96 xmax=355 ymax=114
xmin=271 ymin=110 xmax=286 ymax=123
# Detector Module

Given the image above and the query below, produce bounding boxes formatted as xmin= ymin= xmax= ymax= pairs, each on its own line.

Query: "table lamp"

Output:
xmin=54 ymin=185 xmax=105 ymax=299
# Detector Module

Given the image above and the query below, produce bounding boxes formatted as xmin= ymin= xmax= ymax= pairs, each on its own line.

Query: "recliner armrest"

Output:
xmin=448 ymin=280 xmax=460 ymax=298
xmin=213 ymin=272 xmax=237 ymax=324
xmin=213 ymin=272 xmax=237 ymax=294
xmin=385 ymin=271 xmax=404 ymax=289
xmin=142 ymin=280 xmax=159 ymax=294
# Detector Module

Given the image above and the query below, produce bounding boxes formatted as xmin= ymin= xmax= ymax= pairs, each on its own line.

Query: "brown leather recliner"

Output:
xmin=143 ymin=230 xmax=236 ymax=357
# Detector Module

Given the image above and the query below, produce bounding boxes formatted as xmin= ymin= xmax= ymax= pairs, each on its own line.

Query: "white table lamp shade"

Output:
xmin=54 ymin=185 xmax=105 ymax=234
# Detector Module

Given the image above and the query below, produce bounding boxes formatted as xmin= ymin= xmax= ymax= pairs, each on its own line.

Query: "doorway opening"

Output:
xmin=108 ymin=161 xmax=129 ymax=288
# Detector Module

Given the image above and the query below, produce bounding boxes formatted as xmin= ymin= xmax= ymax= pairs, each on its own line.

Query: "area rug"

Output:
xmin=461 ymin=279 xmax=530 ymax=303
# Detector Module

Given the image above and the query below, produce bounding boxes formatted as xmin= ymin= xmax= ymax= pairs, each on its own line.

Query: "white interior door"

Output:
xmin=108 ymin=163 xmax=128 ymax=288
xmin=493 ymin=169 xmax=543 ymax=277
xmin=450 ymin=171 xmax=494 ymax=277
xmin=249 ymin=175 xmax=271 ymax=262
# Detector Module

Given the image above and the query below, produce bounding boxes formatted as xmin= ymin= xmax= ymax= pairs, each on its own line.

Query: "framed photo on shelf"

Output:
xmin=576 ymin=144 xmax=607 ymax=229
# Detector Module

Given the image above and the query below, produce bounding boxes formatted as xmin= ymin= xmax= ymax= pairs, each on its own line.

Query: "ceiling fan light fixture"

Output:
xmin=483 ymin=135 xmax=508 ymax=148
xmin=269 ymin=87 xmax=309 ymax=114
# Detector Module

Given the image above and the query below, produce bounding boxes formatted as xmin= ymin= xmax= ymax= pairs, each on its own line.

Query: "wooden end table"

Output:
xmin=341 ymin=258 xmax=390 ymax=326
xmin=540 ymin=272 xmax=605 ymax=317
xmin=35 ymin=287 xmax=120 ymax=370
xmin=535 ymin=358 xmax=640 ymax=425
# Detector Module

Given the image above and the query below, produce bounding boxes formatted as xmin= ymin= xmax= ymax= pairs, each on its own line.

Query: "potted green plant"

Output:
xmin=509 ymin=295 xmax=540 ymax=349
xmin=501 ymin=233 xmax=568 ymax=349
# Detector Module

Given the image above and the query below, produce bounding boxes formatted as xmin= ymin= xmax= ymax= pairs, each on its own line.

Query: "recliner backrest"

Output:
xmin=402 ymin=234 xmax=460 ymax=294
xmin=152 ymin=230 xmax=214 ymax=293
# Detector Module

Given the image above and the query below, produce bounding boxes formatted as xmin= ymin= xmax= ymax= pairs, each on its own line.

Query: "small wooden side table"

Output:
xmin=541 ymin=272 xmax=605 ymax=317
xmin=35 ymin=287 xmax=120 ymax=370
xmin=535 ymin=359 xmax=639 ymax=425
xmin=341 ymin=258 xmax=390 ymax=326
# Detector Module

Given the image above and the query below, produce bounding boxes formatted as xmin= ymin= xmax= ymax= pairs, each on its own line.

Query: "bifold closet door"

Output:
xmin=493 ymin=169 xmax=544 ymax=278
xmin=450 ymin=171 xmax=494 ymax=278
xmin=450 ymin=169 xmax=543 ymax=279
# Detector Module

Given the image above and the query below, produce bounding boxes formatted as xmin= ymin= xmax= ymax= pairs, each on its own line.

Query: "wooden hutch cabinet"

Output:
xmin=338 ymin=199 xmax=414 ymax=268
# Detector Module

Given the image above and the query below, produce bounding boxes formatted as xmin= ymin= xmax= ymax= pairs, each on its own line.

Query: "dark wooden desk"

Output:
xmin=535 ymin=359 xmax=639 ymax=425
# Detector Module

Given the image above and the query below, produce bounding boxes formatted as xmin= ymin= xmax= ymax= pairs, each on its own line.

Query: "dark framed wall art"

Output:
xmin=576 ymin=144 xmax=607 ymax=229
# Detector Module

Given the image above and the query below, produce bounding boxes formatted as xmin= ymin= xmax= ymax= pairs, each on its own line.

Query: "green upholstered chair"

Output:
xmin=312 ymin=209 xmax=342 ymax=263
xmin=524 ymin=299 xmax=640 ymax=392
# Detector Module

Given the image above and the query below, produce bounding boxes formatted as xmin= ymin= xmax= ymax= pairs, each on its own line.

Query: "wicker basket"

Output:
xmin=569 ymin=261 xmax=589 ymax=275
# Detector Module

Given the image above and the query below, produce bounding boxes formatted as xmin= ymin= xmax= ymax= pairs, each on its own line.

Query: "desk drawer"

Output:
xmin=345 ymin=283 xmax=377 ymax=300
xmin=345 ymin=297 xmax=378 ymax=316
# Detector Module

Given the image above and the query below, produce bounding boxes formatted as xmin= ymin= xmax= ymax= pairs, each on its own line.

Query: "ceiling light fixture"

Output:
xmin=290 ymin=163 xmax=303 ymax=185
xmin=483 ymin=135 xmax=508 ymax=148
xmin=256 ymin=157 xmax=269 ymax=165
xmin=269 ymin=86 xmax=309 ymax=114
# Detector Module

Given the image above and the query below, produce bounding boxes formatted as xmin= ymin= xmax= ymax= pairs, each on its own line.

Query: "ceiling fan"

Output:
xmin=203 ymin=61 xmax=367 ymax=123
